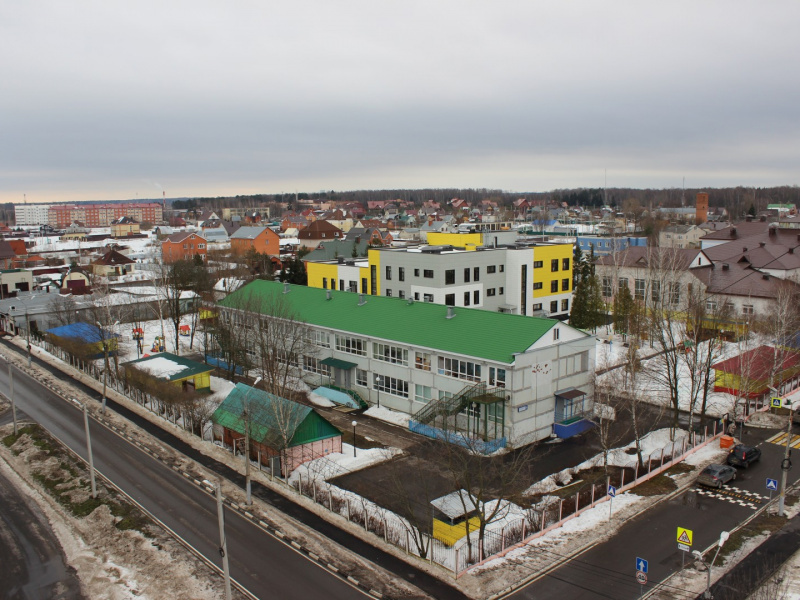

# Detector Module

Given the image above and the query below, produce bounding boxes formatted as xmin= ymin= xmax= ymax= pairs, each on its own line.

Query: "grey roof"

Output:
xmin=595 ymin=247 xmax=708 ymax=270
xmin=430 ymin=489 xmax=480 ymax=519
xmin=690 ymin=261 xmax=800 ymax=300
xmin=230 ymin=226 xmax=269 ymax=240
xmin=702 ymin=228 xmax=800 ymax=271
xmin=303 ymin=239 xmax=370 ymax=261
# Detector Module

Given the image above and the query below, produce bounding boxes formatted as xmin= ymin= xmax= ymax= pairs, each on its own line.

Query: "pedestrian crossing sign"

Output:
xmin=677 ymin=527 xmax=693 ymax=546
xmin=772 ymin=397 xmax=783 ymax=408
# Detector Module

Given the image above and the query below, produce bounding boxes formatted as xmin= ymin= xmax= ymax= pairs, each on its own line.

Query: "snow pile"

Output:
xmin=364 ymin=406 xmax=412 ymax=428
xmin=307 ymin=392 xmax=336 ymax=408
xmin=288 ymin=445 xmax=402 ymax=485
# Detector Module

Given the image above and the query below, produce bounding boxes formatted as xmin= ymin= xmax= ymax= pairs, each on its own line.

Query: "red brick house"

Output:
xmin=161 ymin=232 xmax=208 ymax=263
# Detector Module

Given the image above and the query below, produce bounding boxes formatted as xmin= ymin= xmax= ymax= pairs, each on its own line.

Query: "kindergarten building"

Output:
xmin=217 ymin=280 xmax=595 ymax=448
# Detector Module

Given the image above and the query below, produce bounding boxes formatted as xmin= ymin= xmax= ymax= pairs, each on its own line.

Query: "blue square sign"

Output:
xmin=767 ymin=478 xmax=779 ymax=491
xmin=636 ymin=557 xmax=648 ymax=573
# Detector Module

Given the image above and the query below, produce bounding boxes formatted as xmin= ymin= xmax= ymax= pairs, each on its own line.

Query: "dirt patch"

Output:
xmin=717 ymin=513 xmax=788 ymax=562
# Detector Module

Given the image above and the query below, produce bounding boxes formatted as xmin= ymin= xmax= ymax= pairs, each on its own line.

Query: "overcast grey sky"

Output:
xmin=2 ymin=1 xmax=798 ymax=203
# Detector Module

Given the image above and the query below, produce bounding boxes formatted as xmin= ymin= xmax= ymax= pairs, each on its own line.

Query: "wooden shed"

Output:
xmin=123 ymin=352 xmax=213 ymax=391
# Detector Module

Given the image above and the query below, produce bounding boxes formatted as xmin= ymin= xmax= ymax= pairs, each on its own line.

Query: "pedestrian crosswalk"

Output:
xmin=765 ymin=432 xmax=800 ymax=449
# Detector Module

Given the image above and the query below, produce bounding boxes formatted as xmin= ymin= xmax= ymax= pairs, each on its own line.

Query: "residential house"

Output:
xmin=211 ymin=383 xmax=342 ymax=476
xmin=297 ymin=221 xmax=343 ymax=250
xmin=60 ymin=264 xmax=91 ymax=295
xmin=0 ymin=240 xmax=19 ymax=269
xmin=161 ymin=231 xmax=208 ymax=263
xmin=110 ymin=216 xmax=141 ymax=238
xmin=659 ymin=224 xmax=703 ymax=249
xmin=217 ymin=281 xmax=595 ymax=447
xmin=344 ymin=227 xmax=392 ymax=247
xmin=230 ymin=226 xmax=280 ymax=256
xmin=91 ymin=249 xmax=136 ymax=278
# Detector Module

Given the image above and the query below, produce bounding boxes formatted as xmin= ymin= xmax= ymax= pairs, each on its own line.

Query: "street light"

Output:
xmin=693 ymin=531 xmax=729 ymax=599
xmin=14 ymin=294 xmax=37 ymax=368
xmin=243 ymin=376 xmax=262 ymax=505
xmin=352 ymin=421 xmax=357 ymax=457
xmin=80 ymin=400 xmax=97 ymax=499
xmin=374 ymin=375 xmax=381 ymax=409
xmin=778 ymin=397 xmax=795 ymax=516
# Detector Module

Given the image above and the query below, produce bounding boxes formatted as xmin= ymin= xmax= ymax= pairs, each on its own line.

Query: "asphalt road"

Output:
xmin=0 ymin=359 xmax=370 ymax=600
xmin=0 ymin=455 xmax=85 ymax=600
xmin=506 ymin=425 xmax=800 ymax=600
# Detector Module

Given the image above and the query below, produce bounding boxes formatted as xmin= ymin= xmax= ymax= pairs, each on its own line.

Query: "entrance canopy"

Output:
xmin=320 ymin=357 xmax=358 ymax=370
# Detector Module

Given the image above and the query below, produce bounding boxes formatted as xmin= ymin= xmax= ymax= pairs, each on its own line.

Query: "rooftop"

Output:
xmin=219 ymin=280 xmax=562 ymax=364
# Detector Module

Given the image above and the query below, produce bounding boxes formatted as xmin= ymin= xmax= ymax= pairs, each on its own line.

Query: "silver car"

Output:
xmin=697 ymin=464 xmax=737 ymax=489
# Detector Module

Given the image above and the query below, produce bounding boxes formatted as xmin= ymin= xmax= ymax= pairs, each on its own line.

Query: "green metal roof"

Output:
xmin=211 ymin=383 xmax=340 ymax=447
xmin=123 ymin=352 xmax=213 ymax=382
xmin=219 ymin=281 xmax=558 ymax=364
xmin=320 ymin=357 xmax=358 ymax=370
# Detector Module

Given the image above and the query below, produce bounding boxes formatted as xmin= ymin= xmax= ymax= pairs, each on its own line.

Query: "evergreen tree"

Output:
xmin=585 ymin=274 xmax=605 ymax=332
xmin=613 ymin=284 xmax=635 ymax=334
xmin=747 ymin=204 xmax=756 ymax=217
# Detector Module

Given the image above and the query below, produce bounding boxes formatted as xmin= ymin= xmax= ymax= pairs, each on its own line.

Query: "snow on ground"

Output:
xmin=115 ymin=315 xmax=200 ymax=363
xmin=307 ymin=391 xmax=336 ymax=407
xmin=288 ymin=445 xmax=402 ymax=484
xmin=364 ymin=406 xmax=412 ymax=428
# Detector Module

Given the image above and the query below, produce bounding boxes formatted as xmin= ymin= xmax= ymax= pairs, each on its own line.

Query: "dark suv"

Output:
xmin=726 ymin=444 xmax=761 ymax=468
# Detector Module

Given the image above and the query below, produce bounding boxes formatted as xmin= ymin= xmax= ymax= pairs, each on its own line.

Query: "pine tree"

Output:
xmin=613 ymin=284 xmax=635 ymax=334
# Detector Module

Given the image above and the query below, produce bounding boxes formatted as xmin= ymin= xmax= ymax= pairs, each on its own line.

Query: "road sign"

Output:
xmin=772 ymin=397 xmax=783 ymax=408
xmin=678 ymin=543 xmax=691 ymax=552
xmin=635 ymin=571 xmax=647 ymax=585
xmin=636 ymin=557 xmax=648 ymax=574
xmin=677 ymin=527 xmax=693 ymax=546
xmin=766 ymin=478 xmax=779 ymax=491
xmin=608 ymin=484 xmax=617 ymax=497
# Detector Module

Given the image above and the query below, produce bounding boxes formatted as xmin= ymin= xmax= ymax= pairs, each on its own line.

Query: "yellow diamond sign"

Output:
xmin=677 ymin=527 xmax=693 ymax=546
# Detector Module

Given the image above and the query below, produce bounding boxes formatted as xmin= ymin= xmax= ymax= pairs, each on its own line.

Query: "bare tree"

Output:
xmin=48 ymin=293 xmax=79 ymax=327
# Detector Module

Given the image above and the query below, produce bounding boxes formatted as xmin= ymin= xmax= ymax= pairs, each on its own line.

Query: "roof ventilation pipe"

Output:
xmin=446 ymin=306 xmax=456 ymax=319
xmin=358 ymin=294 xmax=367 ymax=306
xmin=326 ymin=290 xmax=332 ymax=300
xmin=407 ymin=298 xmax=414 ymax=305
xmin=283 ymin=282 xmax=290 ymax=294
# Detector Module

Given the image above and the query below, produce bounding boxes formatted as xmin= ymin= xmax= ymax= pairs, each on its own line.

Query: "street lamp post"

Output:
xmin=693 ymin=531 xmax=729 ymax=599
xmin=82 ymin=401 xmax=97 ymax=499
xmin=374 ymin=375 xmax=381 ymax=409
xmin=352 ymin=421 xmax=357 ymax=457
xmin=778 ymin=403 xmax=794 ymax=516
xmin=243 ymin=376 xmax=262 ymax=505
xmin=3 ymin=356 xmax=18 ymax=436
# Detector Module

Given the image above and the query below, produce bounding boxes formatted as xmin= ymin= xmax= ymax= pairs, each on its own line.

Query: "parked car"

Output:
xmin=697 ymin=464 xmax=737 ymax=489
xmin=726 ymin=444 xmax=762 ymax=468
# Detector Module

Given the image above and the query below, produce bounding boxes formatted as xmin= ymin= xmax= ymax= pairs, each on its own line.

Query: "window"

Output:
xmin=474 ymin=266 xmax=480 ymax=282
xmin=423 ymin=269 xmax=434 ymax=278
xmin=706 ymin=300 xmax=717 ymax=310
xmin=197 ymin=244 xmax=205 ymax=250
xmin=399 ymin=267 xmax=405 ymax=282
xmin=499 ymin=287 xmax=504 ymax=295
xmin=561 ymin=299 xmax=569 ymax=311
xmin=534 ymin=282 xmax=543 ymax=290
xmin=500 ymin=265 xmax=504 ymax=272
xmin=558 ymin=351 xmax=589 ymax=376
xmin=534 ymin=260 xmax=543 ymax=268
xmin=724 ymin=301 xmax=735 ymax=311
xmin=464 ymin=291 xmax=471 ymax=306
xmin=562 ymin=257 xmax=570 ymax=271
xmin=743 ymin=304 xmax=754 ymax=315
xmin=385 ymin=266 xmax=392 ymax=280
xmin=356 ymin=369 xmax=368 ymax=386
xmin=651 ymin=281 xmax=660 ymax=302
xmin=445 ymin=269 xmax=456 ymax=284
xmin=551 ymin=281 xmax=558 ymax=293
xmin=550 ymin=300 xmax=558 ymax=313
xmin=415 ymin=385 xmax=433 ymax=404
xmin=533 ymin=303 xmax=542 ymax=311
xmin=553 ymin=327 xmax=560 ymax=340
xmin=438 ymin=356 xmax=482 ymax=382
xmin=304 ymin=356 xmax=331 ymax=376
xmin=340 ymin=279 xmax=345 ymax=291
xmin=415 ymin=351 xmax=431 ymax=371
xmin=669 ymin=282 xmax=681 ymax=305
xmin=562 ymin=278 xmax=569 ymax=291
xmin=635 ymin=279 xmax=646 ymax=301
xmin=322 ymin=277 xmax=328 ymax=289
xmin=473 ymin=290 xmax=480 ymax=304
xmin=370 ymin=265 xmax=377 ymax=295
xmin=489 ymin=367 xmax=506 ymax=388
xmin=487 ymin=288 xmax=496 ymax=297
xmin=335 ymin=334 xmax=366 ymax=356
xmin=361 ymin=277 xmax=368 ymax=293
xmin=551 ymin=259 xmax=559 ymax=272
xmin=374 ymin=375 xmax=408 ymax=398
xmin=399 ymin=290 xmax=405 ymax=299
xmin=414 ymin=268 xmax=420 ymax=277
xmin=423 ymin=293 xmax=433 ymax=302
xmin=349 ymin=281 xmax=358 ymax=292
xmin=618 ymin=277 xmax=628 ymax=291
xmin=445 ymin=293 xmax=455 ymax=306
xmin=602 ymin=276 xmax=612 ymax=298
xmin=414 ymin=292 xmax=420 ymax=300
xmin=464 ymin=268 xmax=471 ymax=283
xmin=311 ymin=330 xmax=330 ymax=348
xmin=385 ymin=289 xmax=392 ymax=297
xmin=487 ymin=265 xmax=497 ymax=274
xmin=373 ymin=342 xmax=408 ymax=365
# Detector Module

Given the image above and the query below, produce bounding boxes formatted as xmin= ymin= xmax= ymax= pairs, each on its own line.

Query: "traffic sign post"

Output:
xmin=608 ymin=484 xmax=617 ymax=521
xmin=772 ymin=397 xmax=783 ymax=408
xmin=636 ymin=557 xmax=648 ymax=574
xmin=767 ymin=477 xmax=779 ymax=501
xmin=636 ymin=570 xmax=647 ymax=585
xmin=677 ymin=527 xmax=693 ymax=569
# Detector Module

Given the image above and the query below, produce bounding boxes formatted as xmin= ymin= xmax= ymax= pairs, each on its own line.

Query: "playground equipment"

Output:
xmin=179 ymin=324 xmax=191 ymax=337
xmin=151 ymin=336 xmax=165 ymax=353
xmin=132 ymin=327 xmax=144 ymax=340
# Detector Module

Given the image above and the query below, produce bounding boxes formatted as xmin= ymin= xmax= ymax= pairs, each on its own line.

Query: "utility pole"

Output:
xmin=8 ymin=359 xmax=17 ymax=436
xmin=216 ymin=481 xmax=232 ymax=600
xmin=243 ymin=376 xmax=262 ymax=505
xmin=778 ymin=404 xmax=794 ymax=516
xmin=82 ymin=402 xmax=97 ymax=498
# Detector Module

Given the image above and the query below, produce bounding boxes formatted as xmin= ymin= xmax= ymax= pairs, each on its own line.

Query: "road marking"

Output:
xmin=694 ymin=487 xmax=760 ymax=509
xmin=766 ymin=432 xmax=800 ymax=448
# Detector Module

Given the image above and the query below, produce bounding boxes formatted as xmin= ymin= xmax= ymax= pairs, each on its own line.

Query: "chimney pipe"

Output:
xmin=446 ymin=306 xmax=456 ymax=319
xmin=358 ymin=293 xmax=367 ymax=306
xmin=326 ymin=290 xmax=332 ymax=300
xmin=283 ymin=282 xmax=290 ymax=294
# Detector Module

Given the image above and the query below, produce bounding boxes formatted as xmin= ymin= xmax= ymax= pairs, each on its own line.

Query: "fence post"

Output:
xmin=384 ymin=519 xmax=388 ymax=542
xmin=704 ymin=425 xmax=708 ymax=442
xmin=635 ymin=460 xmax=639 ymax=481
xmin=621 ymin=468 xmax=625 ymax=488
xmin=575 ymin=492 xmax=579 ymax=513
xmin=313 ymin=480 xmax=316 ymax=502
xmin=406 ymin=530 xmax=409 ymax=554
xmin=328 ymin=489 xmax=332 ymax=510
xmin=559 ymin=500 xmax=563 ymax=521
xmin=541 ymin=508 xmax=546 ymax=531
xmin=591 ymin=483 xmax=595 ymax=506
xmin=501 ymin=526 xmax=506 ymax=552
xmin=364 ymin=509 xmax=368 ymax=530
xmin=522 ymin=518 xmax=526 ymax=539
xmin=454 ymin=547 xmax=459 ymax=577
xmin=347 ymin=499 xmax=350 ymax=521
xmin=660 ymin=447 xmax=665 ymax=467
